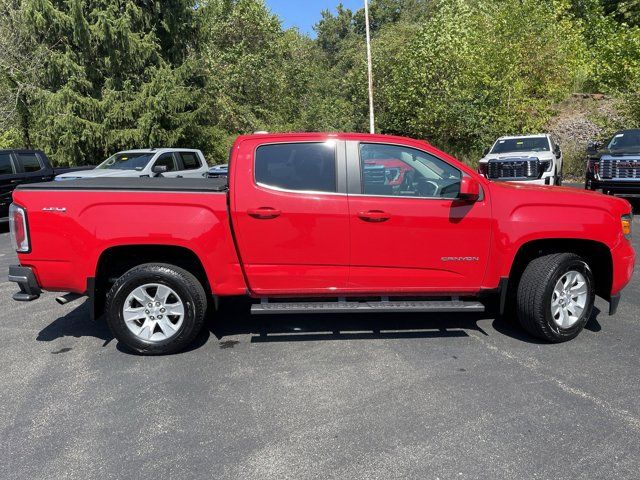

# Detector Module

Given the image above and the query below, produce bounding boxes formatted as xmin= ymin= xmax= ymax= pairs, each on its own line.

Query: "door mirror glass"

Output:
xmin=458 ymin=177 xmax=480 ymax=202
xmin=483 ymin=147 xmax=490 ymax=156
xmin=152 ymin=165 xmax=168 ymax=176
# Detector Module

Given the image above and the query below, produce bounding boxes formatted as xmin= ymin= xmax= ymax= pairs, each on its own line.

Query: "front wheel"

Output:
xmin=516 ymin=253 xmax=594 ymax=342
xmin=105 ymin=263 xmax=208 ymax=355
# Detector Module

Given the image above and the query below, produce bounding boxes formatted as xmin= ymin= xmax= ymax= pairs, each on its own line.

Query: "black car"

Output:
xmin=0 ymin=149 xmax=92 ymax=220
xmin=585 ymin=129 xmax=640 ymax=196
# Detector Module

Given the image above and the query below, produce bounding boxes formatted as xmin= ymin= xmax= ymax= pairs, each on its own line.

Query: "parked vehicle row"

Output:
xmin=9 ymin=132 xmax=635 ymax=355
xmin=477 ymin=129 xmax=640 ymax=198
xmin=0 ymin=149 xmax=93 ymax=221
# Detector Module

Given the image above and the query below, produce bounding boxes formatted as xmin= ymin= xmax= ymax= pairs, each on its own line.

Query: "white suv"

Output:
xmin=478 ymin=134 xmax=562 ymax=186
xmin=55 ymin=148 xmax=209 ymax=180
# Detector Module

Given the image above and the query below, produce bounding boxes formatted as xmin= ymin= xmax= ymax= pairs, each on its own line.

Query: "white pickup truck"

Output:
xmin=478 ymin=134 xmax=563 ymax=186
xmin=55 ymin=148 xmax=209 ymax=180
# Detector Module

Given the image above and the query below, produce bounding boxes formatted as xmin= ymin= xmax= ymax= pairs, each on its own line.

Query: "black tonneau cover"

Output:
xmin=16 ymin=177 xmax=228 ymax=192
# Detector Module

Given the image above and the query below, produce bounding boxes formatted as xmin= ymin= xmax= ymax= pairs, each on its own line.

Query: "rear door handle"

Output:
xmin=247 ymin=207 xmax=281 ymax=219
xmin=357 ymin=210 xmax=391 ymax=222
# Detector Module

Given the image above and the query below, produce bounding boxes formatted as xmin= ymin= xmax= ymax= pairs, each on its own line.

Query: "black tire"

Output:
xmin=516 ymin=253 xmax=594 ymax=342
xmin=105 ymin=263 xmax=208 ymax=355
xmin=555 ymin=170 xmax=562 ymax=186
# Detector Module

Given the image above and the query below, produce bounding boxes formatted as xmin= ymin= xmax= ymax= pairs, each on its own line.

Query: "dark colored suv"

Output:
xmin=585 ymin=129 xmax=640 ymax=196
xmin=0 ymin=149 xmax=92 ymax=220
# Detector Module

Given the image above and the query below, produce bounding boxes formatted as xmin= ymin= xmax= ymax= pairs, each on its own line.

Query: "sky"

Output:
xmin=265 ymin=0 xmax=363 ymax=36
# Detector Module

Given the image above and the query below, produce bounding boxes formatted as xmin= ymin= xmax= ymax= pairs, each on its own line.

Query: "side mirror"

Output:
xmin=482 ymin=147 xmax=490 ymax=156
xmin=152 ymin=165 xmax=168 ymax=177
xmin=458 ymin=176 xmax=480 ymax=202
xmin=587 ymin=141 xmax=601 ymax=153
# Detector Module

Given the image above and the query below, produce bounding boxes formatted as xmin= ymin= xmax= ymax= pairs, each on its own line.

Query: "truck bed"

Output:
xmin=18 ymin=177 xmax=229 ymax=192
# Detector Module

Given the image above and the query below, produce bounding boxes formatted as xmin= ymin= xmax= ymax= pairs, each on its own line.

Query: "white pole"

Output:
xmin=364 ymin=0 xmax=375 ymax=134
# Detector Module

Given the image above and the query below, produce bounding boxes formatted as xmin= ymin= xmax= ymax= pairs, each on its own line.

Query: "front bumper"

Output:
xmin=8 ymin=265 xmax=41 ymax=301
xmin=588 ymin=179 xmax=640 ymax=196
xmin=480 ymin=172 xmax=556 ymax=185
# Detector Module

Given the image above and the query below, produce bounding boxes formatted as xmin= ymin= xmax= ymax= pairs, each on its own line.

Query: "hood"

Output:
xmin=489 ymin=180 xmax=632 ymax=215
xmin=56 ymin=169 xmax=145 ymax=179
xmin=590 ymin=148 xmax=640 ymax=160
xmin=479 ymin=152 xmax=555 ymax=163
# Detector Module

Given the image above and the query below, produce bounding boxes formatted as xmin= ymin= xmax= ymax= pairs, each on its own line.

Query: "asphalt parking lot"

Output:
xmin=0 ymin=189 xmax=639 ymax=480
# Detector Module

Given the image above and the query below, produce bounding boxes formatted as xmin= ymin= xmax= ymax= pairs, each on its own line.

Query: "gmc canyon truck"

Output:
xmin=8 ymin=133 xmax=636 ymax=354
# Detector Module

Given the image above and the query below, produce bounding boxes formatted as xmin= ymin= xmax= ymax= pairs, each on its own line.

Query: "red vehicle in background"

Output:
xmin=8 ymin=133 xmax=635 ymax=354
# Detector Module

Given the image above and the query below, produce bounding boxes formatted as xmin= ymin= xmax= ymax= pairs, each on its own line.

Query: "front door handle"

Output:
xmin=357 ymin=210 xmax=391 ymax=222
xmin=248 ymin=207 xmax=281 ymax=219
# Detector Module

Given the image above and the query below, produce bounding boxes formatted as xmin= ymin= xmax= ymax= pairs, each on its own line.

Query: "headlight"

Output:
xmin=621 ymin=214 xmax=632 ymax=240
xmin=539 ymin=160 xmax=553 ymax=172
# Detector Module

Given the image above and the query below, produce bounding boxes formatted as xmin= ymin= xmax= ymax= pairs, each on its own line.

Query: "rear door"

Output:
xmin=175 ymin=151 xmax=205 ymax=178
xmin=346 ymin=140 xmax=492 ymax=293
xmin=0 ymin=152 xmax=18 ymax=219
xmin=231 ymin=138 xmax=350 ymax=294
xmin=15 ymin=151 xmax=54 ymax=184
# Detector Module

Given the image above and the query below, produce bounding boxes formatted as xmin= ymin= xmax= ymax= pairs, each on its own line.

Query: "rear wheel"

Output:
xmin=516 ymin=253 xmax=594 ymax=342
xmin=105 ymin=263 xmax=207 ymax=355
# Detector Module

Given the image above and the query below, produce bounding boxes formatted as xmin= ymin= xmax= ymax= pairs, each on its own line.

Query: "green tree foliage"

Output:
xmin=3 ymin=0 xmax=207 ymax=165
xmin=1 ymin=0 xmax=639 ymax=166
xmin=380 ymin=0 xmax=587 ymax=155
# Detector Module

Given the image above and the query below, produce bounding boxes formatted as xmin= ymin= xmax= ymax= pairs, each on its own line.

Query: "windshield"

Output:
xmin=490 ymin=137 xmax=550 ymax=154
xmin=607 ymin=130 xmax=640 ymax=151
xmin=97 ymin=152 xmax=155 ymax=170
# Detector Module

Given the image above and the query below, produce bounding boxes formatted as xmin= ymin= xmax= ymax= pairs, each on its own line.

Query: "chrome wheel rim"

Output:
xmin=550 ymin=270 xmax=588 ymax=329
xmin=123 ymin=283 xmax=185 ymax=342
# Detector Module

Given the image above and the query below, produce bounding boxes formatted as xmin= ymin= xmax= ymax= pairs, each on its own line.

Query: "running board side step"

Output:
xmin=251 ymin=298 xmax=485 ymax=315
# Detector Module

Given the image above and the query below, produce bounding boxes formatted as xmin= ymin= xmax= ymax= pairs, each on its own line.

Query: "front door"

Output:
xmin=153 ymin=153 xmax=178 ymax=177
xmin=347 ymin=141 xmax=492 ymax=293
xmin=232 ymin=139 xmax=349 ymax=295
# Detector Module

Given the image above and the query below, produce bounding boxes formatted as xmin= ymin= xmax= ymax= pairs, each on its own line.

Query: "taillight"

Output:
xmin=9 ymin=203 xmax=30 ymax=253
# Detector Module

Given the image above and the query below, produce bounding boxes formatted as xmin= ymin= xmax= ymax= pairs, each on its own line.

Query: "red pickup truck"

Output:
xmin=8 ymin=133 xmax=636 ymax=354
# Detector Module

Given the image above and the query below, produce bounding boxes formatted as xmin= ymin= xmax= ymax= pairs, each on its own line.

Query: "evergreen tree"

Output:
xmin=17 ymin=0 xmax=206 ymax=165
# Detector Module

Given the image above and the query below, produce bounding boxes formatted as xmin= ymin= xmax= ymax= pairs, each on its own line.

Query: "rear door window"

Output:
xmin=255 ymin=143 xmax=336 ymax=193
xmin=16 ymin=152 xmax=43 ymax=172
xmin=0 ymin=153 xmax=15 ymax=175
xmin=179 ymin=152 xmax=201 ymax=170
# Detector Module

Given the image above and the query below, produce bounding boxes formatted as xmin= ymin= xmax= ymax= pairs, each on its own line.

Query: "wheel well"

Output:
xmin=509 ymin=239 xmax=613 ymax=299
xmin=92 ymin=245 xmax=211 ymax=319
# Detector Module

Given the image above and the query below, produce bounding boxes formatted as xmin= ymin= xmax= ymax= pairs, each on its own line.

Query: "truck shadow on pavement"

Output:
xmin=34 ymin=298 xmax=604 ymax=353
xmin=36 ymin=300 xmax=113 ymax=345
xmin=208 ymin=297 xmax=557 ymax=345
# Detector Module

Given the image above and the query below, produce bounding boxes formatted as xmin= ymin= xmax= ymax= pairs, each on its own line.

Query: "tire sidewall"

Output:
xmin=542 ymin=258 xmax=594 ymax=340
xmin=107 ymin=268 xmax=201 ymax=354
